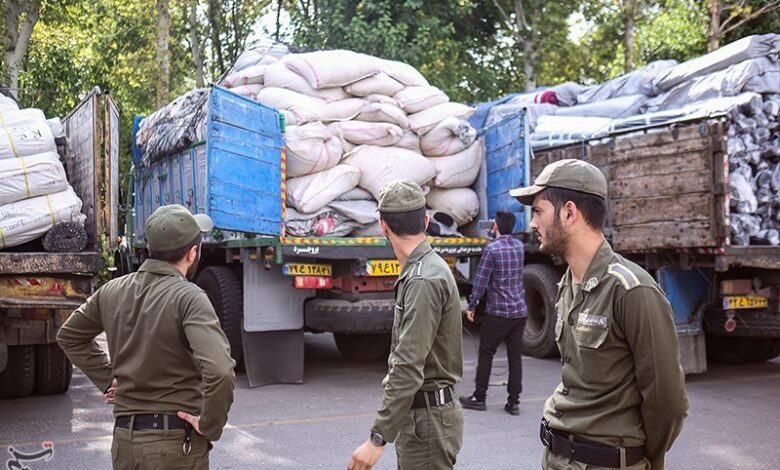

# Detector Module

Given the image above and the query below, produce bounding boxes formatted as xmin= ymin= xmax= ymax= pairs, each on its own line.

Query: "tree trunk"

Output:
xmin=511 ymin=0 xmax=536 ymax=91
xmin=2 ymin=0 xmax=40 ymax=98
xmin=623 ymin=0 xmax=637 ymax=73
xmin=522 ymin=39 xmax=536 ymax=91
xmin=188 ymin=1 xmax=205 ymax=87
xmin=207 ymin=0 xmax=226 ymax=76
xmin=708 ymin=0 xmax=721 ymax=51
xmin=155 ymin=0 xmax=172 ymax=107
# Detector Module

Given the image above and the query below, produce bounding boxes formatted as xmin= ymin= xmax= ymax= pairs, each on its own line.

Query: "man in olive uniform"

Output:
xmin=57 ymin=204 xmax=235 ymax=469
xmin=510 ymin=159 xmax=688 ymax=470
xmin=348 ymin=180 xmax=464 ymax=470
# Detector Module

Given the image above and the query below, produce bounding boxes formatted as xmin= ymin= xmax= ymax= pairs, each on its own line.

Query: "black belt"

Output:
xmin=411 ymin=387 xmax=453 ymax=409
xmin=115 ymin=414 xmax=188 ymax=430
xmin=540 ymin=419 xmax=645 ymax=467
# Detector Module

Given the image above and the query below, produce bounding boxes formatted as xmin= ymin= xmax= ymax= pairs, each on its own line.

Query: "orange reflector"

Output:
xmin=720 ymin=279 xmax=752 ymax=295
xmin=294 ymin=276 xmax=332 ymax=289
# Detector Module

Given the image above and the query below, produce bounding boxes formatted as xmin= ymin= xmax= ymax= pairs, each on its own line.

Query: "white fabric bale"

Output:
xmin=357 ymin=103 xmax=410 ymax=129
xmin=420 ymin=117 xmax=477 ymax=157
xmin=394 ymin=86 xmax=449 ymax=114
xmin=223 ymin=63 xmax=267 ymax=87
xmin=0 ymin=108 xmax=57 ymax=160
xmin=396 ymin=130 xmax=422 ymax=152
xmin=283 ymin=50 xmax=382 ymax=89
xmin=229 ymin=84 xmax=263 ymax=98
xmin=0 ymin=151 xmax=68 ymax=205
xmin=426 ymin=188 xmax=479 ymax=226
xmin=255 ymin=87 xmax=323 ymax=124
xmin=336 ymin=187 xmax=374 ymax=201
xmin=344 ymin=73 xmax=405 ymax=97
xmin=428 ymin=141 xmax=483 ymax=188
xmin=286 ymin=164 xmax=361 ymax=214
xmin=0 ymin=94 xmax=19 ymax=112
xmin=381 ymin=59 xmax=429 ymax=87
xmin=351 ymin=221 xmax=383 ymax=237
xmin=576 ymin=60 xmax=677 ymax=104
xmin=264 ymin=62 xmax=349 ymax=102
xmin=554 ymin=94 xmax=646 ymax=119
xmin=408 ymin=102 xmax=475 ymax=135
xmin=328 ymin=200 xmax=379 ymax=226
xmin=318 ymin=98 xmax=366 ymax=122
xmin=363 ymin=94 xmax=400 ymax=106
xmin=285 ymin=123 xmax=343 ymax=177
xmin=0 ymin=185 xmax=85 ymax=249
xmin=343 ymin=145 xmax=436 ymax=199
xmin=329 ymin=121 xmax=403 ymax=146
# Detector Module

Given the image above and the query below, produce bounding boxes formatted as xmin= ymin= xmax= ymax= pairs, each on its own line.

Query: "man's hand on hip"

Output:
xmin=348 ymin=439 xmax=384 ymax=470
xmin=104 ymin=378 xmax=117 ymax=405
xmin=177 ymin=411 xmax=203 ymax=435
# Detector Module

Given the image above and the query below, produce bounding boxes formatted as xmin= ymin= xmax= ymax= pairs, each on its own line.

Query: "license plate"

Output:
xmin=722 ymin=296 xmax=768 ymax=310
xmin=367 ymin=260 xmax=400 ymax=277
xmin=283 ymin=263 xmax=332 ymax=276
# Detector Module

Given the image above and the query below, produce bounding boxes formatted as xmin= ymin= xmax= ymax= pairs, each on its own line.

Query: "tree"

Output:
xmin=2 ymin=0 xmax=41 ymax=96
xmin=708 ymin=0 xmax=780 ymax=50
xmin=156 ymin=0 xmax=172 ymax=107
xmin=186 ymin=0 xmax=205 ymax=87
xmin=623 ymin=0 xmax=638 ymax=72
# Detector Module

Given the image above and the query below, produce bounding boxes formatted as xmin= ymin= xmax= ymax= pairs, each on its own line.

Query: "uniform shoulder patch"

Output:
xmin=607 ymin=263 xmax=641 ymax=290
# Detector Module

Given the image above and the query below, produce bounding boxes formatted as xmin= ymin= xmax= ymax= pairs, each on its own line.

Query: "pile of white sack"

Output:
xmin=220 ymin=46 xmax=482 ymax=237
xmin=477 ymin=34 xmax=780 ymax=247
xmin=0 ymin=100 xmax=85 ymax=249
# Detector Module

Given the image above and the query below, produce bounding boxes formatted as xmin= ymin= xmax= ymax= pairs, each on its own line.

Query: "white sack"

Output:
xmin=0 ymin=108 xmax=57 ymax=160
xmin=0 ymin=186 xmax=85 ymax=249
xmin=651 ymin=34 xmax=780 ymax=94
xmin=318 ymin=98 xmax=367 ymax=122
xmin=328 ymin=200 xmax=379 ymax=225
xmin=351 ymin=221 xmax=384 ymax=237
xmin=0 ymin=151 xmax=68 ymax=205
xmin=286 ymin=164 xmax=361 ymax=214
xmin=223 ymin=63 xmax=268 ymax=87
xmin=264 ymin=62 xmax=349 ymax=102
xmin=230 ymin=84 xmax=263 ymax=98
xmin=256 ymin=88 xmax=363 ymax=123
xmin=0 ymin=94 xmax=19 ymax=113
xmin=285 ymin=123 xmax=343 ymax=177
xmin=408 ymin=102 xmax=475 ymax=135
xmin=364 ymin=94 xmax=400 ymax=106
xmin=428 ymin=141 xmax=483 ymax=188
xmin=381 ymin=60 xmax=429 ymax=87
xmin=283 ymin=50 xmax=381 ymax=89
xmin=426 ymin=188 xmax=479 ymax=226
xmin=329 ymin=121 xmax=403 ymax=146
xmin=394 ymin=86 xmax=449 ymax=114
xmin=336 ymin=187 xmax=374 ymax=201
xmin=396 ymin=130 xmax=422 ymax=152
xmin=420 ymin=117 xmax=477 ymax=157
xmin=357 ymin=103 xmax=410 ymax=129
xmin=343 ymin=145 xmax=436 ymax=199
xmin=344 ymin=73 xmax=405 ymax=97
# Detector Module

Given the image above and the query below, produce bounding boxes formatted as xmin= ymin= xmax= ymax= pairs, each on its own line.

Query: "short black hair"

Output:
xmin=379 ymin=207 xmax=427 ymax=236
xmin=495 ymin=211 xmax=516 ymax=235
xmin=148 ymin=233 xmax=202 ymax=263
xmin=538 ymin=187 xmax=607 ymax=231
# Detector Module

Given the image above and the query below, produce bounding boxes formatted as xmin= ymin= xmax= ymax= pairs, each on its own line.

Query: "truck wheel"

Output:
xmin=521 ymin=264 xmax=561 ymax=358
xmin=0 ymin=346 xmax=35 ymax=399
xmin=334 ymin=333 xmax=391 ymax=363
xmin=705 ymin=335 xmax=776 ymax=364
xmin=196 ymin=266 xmax=244 ymax=369
xmin=34 ymin=343 xmax=73 ymax=395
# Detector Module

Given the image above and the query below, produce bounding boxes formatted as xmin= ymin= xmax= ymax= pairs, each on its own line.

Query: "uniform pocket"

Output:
xmin=141 ymin=439 xmax=187 ymax=465
xmin=573 ymin=324 xmax=609 ymax=349
xmin=411 ymin=408 xmax=429 ymax=443
xmin=111 ymin=440 xmax=119 ymax=461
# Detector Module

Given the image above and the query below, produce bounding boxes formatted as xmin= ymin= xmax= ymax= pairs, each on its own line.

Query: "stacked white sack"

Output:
xmin=220 ymin=47 xmax=482 ymax=235
xmin=0 ymin=186 xmax=86 ymax=249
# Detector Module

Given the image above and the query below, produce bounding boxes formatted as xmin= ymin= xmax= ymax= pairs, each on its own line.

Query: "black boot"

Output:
xmin=504 ymin=402 xmax=520 ymax=416
xmin=459 ymin=394 xmax=487 ymax=411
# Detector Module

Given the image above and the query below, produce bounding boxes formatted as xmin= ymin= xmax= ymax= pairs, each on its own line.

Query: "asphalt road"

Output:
xmin=1 ymin=329 xmax=779 ymax=469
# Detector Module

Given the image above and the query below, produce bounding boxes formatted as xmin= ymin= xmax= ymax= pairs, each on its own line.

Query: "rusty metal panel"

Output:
xmin=0 ymin=253 xmax=102 ymax=274
xmin=0 ymin=275 xmax=93 ymax=309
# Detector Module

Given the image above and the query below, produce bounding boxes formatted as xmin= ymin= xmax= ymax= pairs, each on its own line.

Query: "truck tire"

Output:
xmin=521 ymin=264 xmax=561 ymax=358
xmin=705 ymin=335 xmax=777 ymax=364
xmin=305 ymin=298 xmax=395 ymax=334
xmin=34 ymin=343 xmax=73 ymax=395
xmin=0 ymin=346 xmax=35 ymax=399
xmin=333 ymin=333 xmax=391 ymax=363
xmin=196 ymin=266 xmax=244 ymax=369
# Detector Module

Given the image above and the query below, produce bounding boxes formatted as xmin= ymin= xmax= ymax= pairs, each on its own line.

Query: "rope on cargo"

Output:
xmin=0 ymin=227 xmax=6 ymax=248
xmin=44 ymin=194 xmax=56 ymax=226
xmin=18 ymin=157 xmax=32 ymax=198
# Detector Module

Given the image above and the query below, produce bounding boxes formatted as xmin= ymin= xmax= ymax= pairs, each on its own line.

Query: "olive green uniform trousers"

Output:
xmin=395 ymin=400 xmax=464 ymax=470
xmin=111 ymin=424 xmax=210 ymax=470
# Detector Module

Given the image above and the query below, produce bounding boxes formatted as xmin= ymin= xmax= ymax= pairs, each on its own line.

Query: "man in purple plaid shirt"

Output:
xmin=459 ymin=211 xmax=527 ymax=416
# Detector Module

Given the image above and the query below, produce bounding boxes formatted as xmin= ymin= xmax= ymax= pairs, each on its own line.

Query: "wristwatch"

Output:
xmin=370 ymin=431 xmax=386 ymax=447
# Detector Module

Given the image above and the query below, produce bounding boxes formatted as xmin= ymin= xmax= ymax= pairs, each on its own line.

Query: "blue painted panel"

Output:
xmin=656 ymin=266 xmax=711 ymax=334
xmin=206 ymin=87 xmax=283 ymax=235
xmin=131 ymin=116 xmax=144 ymax=167
xmin=484 ymin=112 xmax=527 ymax=233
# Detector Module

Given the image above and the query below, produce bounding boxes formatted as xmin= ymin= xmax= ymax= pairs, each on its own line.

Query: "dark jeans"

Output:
xmin=474 ymin=314 xmax=526 ymax=404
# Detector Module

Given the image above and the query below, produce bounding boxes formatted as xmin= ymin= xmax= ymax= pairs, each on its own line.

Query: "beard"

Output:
xmin=186 ymin=252 xmax=201 ymax=280
xmin=538 ymin=215 xmax=569 ymax=258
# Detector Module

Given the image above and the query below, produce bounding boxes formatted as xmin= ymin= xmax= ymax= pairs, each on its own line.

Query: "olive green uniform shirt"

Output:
xmin=543 ymin=241 xmax=688 ymax=469
xmin=57 ymin=259 xmax=236 ymax=442
xmin=372 ymin=240 xmax=463 ymax=442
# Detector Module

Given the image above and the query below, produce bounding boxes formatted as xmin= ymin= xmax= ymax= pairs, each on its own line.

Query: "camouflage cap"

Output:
xmin=510 ymin=159 xmax=607 ymax=205
xmin=145 ymin=204 xmax=214 ymax=252
xmin=377 ymin=180 xmax=426 ymax=213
